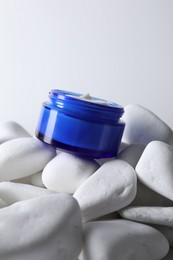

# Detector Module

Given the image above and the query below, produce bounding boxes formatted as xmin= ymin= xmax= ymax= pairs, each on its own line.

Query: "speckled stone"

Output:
xmin=42 ymin=152 xmax=99 ymax=194
xmin=136 ymin=141 xmax=173 ymax=201
xmin=74 ymin=159 xmax=137 ymax=222
xmin=0 ymin=194 xmax=82 ymax=260
xmin=79 ymin=220 xmax=169 ymax=260
xmin=120 ymin=206 xmax=173 ymax=227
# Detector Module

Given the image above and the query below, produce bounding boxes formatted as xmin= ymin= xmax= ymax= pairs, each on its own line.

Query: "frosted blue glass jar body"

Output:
xmin=35 ymin=90 xmax=125 ymax=158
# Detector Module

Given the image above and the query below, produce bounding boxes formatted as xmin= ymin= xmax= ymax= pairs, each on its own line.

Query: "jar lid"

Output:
xmin=49 ymin=89 xmax=124 ymax=124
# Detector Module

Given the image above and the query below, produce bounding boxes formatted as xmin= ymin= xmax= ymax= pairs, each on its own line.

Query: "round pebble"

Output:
xmin=0 ymin=182 xmax=53 ymax=205
xmin=0 ymin=194 xmax=82 ymax=260
xmin=74 ymin=159 xmax=137 ymax=222
xmin=0 ymin=121 xmax=31 ymax=144
xmin=122 ymin=104 xmax=172 ymax=145
xmin=0 ymin=137 xmax=56 ymax=181
xmin=120 ymin=206 xmax=173 ymax=227
xmin=136 ymin=141 xmax=173 ymax=201
xmin=79 ymin=219 xmax=169 ymax=260
xmin=42 ymin=152 xmax=99 ymax=194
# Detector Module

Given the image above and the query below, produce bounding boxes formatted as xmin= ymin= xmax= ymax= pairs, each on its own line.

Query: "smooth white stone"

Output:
xmin=0 ymin=121 xmax=31 ymax=144
xmin=122 ymin=104 xmax=172 ymax=145
xmin=73 ymin=159 xmax=137 ymax=222
xmin=42 ymin=152 xmax=99 ymax=194
xmin=79 ymin=220 xmax=169 ymax=260
xmin=131 ymin=180 xmax=173 ymax=206
xmin=117 ymin=143 xmax=146 ymax=168
xmin=162 ymin=248 xmax=173 ymax=259
xmin=0 ymin=194 xmax=82 ymax=260
xmin=151 ymin=225 xmax=173 ymax=247
xmin=0 ymin=137 xmax=56 ymax=181
xmin=14 ymin=172 xmax=44 ymax=188
xmin=136 ymin=141 xmax=173 ymax=201
xmin=0 ymin=182 xmax=53 ymax=205
xmin=120 ymin=206 xmax=173 ymax=227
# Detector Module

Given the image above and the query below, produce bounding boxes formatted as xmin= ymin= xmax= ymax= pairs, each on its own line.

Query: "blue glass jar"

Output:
xmin=35 ymin=90 xmax=125 ymax=158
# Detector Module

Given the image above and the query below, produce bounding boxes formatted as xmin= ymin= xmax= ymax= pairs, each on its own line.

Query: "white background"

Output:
xmin=0 ymin=0 xmax=172 ymax=134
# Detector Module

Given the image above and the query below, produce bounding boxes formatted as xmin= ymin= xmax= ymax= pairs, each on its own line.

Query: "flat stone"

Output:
xmin=122 ymin=104 xmax=172 ymax=145
xmin=136 ymin=141 xmax=173 ymax=201
xmin=131 ymin=180 xmax=173 ymax=206
xmin=42 ymin=152 xmax=99 ymax=194
xmin=79 ymin=219 xmax=169 ymax=260
xmin=0 ymin=121 xmax=31 ymax=144
xmin=73 ymin=159 xmax=137 ymax=222
xmin=0 ymin=182 xmax=53 ymax=205
xmin=120 ymin=206 xmax=173 ymax=227
xmin=0 ymin=137 xmax=56 ymax=181
xmin=0 ymin=194 xmax=82 ymax=260
xmin=117 ymin=143 xmax=146 ymax=168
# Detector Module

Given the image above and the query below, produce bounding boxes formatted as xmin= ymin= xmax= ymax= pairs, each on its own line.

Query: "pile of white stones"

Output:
xmin=0 ymin=104 xmax=173 ymax=260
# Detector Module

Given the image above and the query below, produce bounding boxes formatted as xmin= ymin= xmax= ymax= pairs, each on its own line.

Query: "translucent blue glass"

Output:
xmin=35 ymin=90 xmax=125 ymax=158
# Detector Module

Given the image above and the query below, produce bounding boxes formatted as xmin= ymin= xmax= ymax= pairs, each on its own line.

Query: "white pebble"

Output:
xmin=79 ymin=220 xmax=169 ymax=260
xmin=0 ymin=194 xmax=82 ymax=260
xmin=117 ymin=143 xmax=146 ymax=168
xmin=120 ymin=206 xmax=173 ymax=227
xmin=0 ymin=137 xmax=56 ymax=181
xmin=131 ymin=180 xmax=173 ymax=206
xmin=122 ymin=104 xmax=172 ymax=145
xmin=73 ymin=159 xmax=137 ymax=222
xmin=42 ymin=152 xmax=99 ymax=194
xmin=136 ymin=141 xmax=173 ymax=201
xmin=0 ymin=182 xmax=53 ymax=205
xmin=0 ymin=121 xmax=31 ymax=144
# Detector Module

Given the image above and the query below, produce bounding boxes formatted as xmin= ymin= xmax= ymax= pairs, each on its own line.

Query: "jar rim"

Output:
xmin=48 ymin=89 xmax=124 ymax=124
